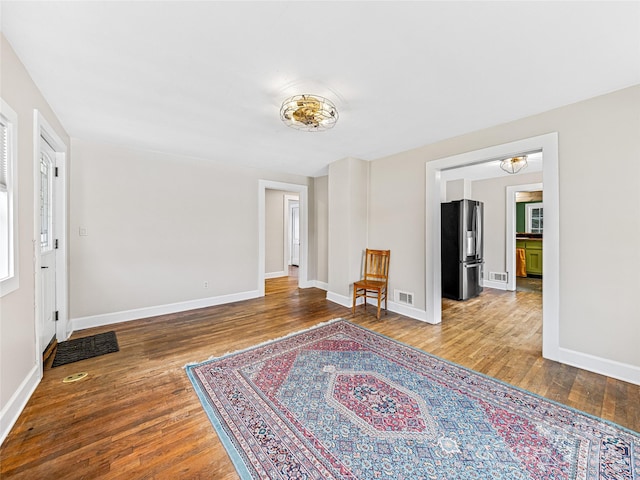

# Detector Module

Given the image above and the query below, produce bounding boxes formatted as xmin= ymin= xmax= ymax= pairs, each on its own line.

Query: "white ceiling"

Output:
xmin=2 ymin=1 xmax=639 ymax=177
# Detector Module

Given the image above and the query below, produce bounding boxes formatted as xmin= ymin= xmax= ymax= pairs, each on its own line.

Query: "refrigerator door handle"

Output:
xmin=471 ymin=204 xmax=477 ymax=257
xmin=464 ymin=263 xmax=482 ymax=268
xmin=476 ymin=204 xmax=482 ymax=260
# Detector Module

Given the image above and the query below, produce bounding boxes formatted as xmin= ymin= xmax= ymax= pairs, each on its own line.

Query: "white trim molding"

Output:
xmin=383 ymin=300 xmax=428 ymax=322
xmin=258 ymin=180 xmax=310 ymax=296
xmin=558 ymin=348 xmax=640 ymax=386
xmin=0 ymin=98 xmax=19 ymax=297
xmin=426 ymin=133 xmax=560 ymax=361
xmin=326 ymin=291 xmax=352 ymax=309
xmin=33 ymin=110 xmax=70 ymax=365
xmin=265 ymin=271 xmax=287 ymax=279
xmin=326 ymin=291 xmax=430 ymax=323
xmin=482 ymin=280 xmax=509 ymax=291
xmin=506 ymin=182 xmax=543 ymax=291
xmin=72 ymin=289 xmax=260 ymax=331
xmin=0 ymin=364 xmax=40 ymax=445
xmin=283 ymin=194 xmax=299 ymax=272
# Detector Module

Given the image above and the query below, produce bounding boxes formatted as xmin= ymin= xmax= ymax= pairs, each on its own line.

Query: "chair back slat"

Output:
xmin=364 ymin=249 xmax=390 ymax=282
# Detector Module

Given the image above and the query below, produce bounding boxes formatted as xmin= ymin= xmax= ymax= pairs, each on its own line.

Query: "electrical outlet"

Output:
xmin=203 ymin=281 xmax=209 ymax=288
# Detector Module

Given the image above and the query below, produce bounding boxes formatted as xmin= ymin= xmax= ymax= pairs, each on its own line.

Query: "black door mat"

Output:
xmin=51 ymin=331 xmax=119 ymax=368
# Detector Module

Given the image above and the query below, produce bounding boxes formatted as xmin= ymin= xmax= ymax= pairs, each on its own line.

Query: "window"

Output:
xmin=526 ymin=202 xmax=543 ymax=234
xmin=40 ymin=142 xmax=55 ymax=251
xmin=0 ymin=98 xmax=18 ymax=296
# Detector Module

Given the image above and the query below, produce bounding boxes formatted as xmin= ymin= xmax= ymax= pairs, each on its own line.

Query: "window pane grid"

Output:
xmin=40 ymin=153 xmax=53 ymax=251
xmin=0 ymin=120 xmax=8 ymax=191
xmin=1 ymin=99 xmax=17 ymax=291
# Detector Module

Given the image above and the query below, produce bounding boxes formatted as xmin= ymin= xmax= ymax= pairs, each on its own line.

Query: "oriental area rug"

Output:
xmin=185 ymin=319 xmax=639 ymax=479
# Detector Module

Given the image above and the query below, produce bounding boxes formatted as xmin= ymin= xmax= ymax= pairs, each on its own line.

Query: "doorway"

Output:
xmin=38 ymin=136 xmax=57 ymax=353
xmin=258 ymin=180 xmax=309 ymax=297
xmin=426 ymin=133 xmax=560 ymax=362
xmin=34 ymin=110 xmax=68 ymax=368
xmin=285 ymin=195 xmax=300 ymax=268
xmin=508 ymin=185 xmax=544 ymax=293
xmin=506 ymin=183 xmax=543 ymax=292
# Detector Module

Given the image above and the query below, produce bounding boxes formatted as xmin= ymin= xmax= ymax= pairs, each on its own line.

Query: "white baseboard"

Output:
xmin=265 ymin=271 xmax=287 ymax=279
xmin=557 ymin=347 xmax=640 ymax=386
xmin=482 ymin=280 xmax=509 ymax=291
xmin=383 ymin=300 xmax=429 ymax=322
xmin=72 ymin=290 xmax=261 ymax=331
xmin=71 ymin=286 xmax=639 ymax=386
xmin=326 ymin=291 xmax=353 ymax=309
xmin=326 ymin=291 xmax=432 ymax=323
xmin=0 ymin=364 xmax=41 ymax=445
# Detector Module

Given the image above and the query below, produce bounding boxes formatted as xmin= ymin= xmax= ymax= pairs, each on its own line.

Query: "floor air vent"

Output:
xmin=395 ymin=290 xmax=414 ymax=306
xmin=489 ymin=272 xmax=508 ymax=283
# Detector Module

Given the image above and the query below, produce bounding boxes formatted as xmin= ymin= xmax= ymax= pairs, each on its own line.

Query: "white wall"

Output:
xmin=0 ymin=35 xmax=70 ymax=441
xmin=327 ymin=157 xmax=369 ymax=303
xmin=313 ymin=176 xmax=328 ymax=285
xmin=366 ymin=151 xmax=426 ymax=309
xmin=444 ymin=179 xmax=469 ymax=201
xmin=364 ymin=85 xmax=640 ymax=372
xmin=69 ymin=139 xmax=311 ymax=325
xmin=471 ymin=172 xmax=542 ymax=278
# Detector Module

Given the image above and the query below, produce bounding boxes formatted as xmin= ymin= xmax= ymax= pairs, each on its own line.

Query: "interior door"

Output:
xmin=290 ymin=202 xmax=300 ymax=266
xmin=39 ymin=137 xmax=56 ymax=351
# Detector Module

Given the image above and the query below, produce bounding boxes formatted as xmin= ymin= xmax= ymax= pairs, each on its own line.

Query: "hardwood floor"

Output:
xmin=1 ymin=276 xmax=638 ymax=479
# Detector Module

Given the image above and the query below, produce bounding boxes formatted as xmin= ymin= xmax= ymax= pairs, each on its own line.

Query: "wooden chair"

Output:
xmin=352 ymin=249 xmax=390 ymax=320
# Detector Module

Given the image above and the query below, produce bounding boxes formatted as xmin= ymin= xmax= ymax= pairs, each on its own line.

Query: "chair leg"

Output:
xmin=377 ymin=292 xmax=381 ymax=320
xmin=384 ymin=288 xmax=388 ymax=315
xmin=352 ymin=287 xmax=357 ymax=315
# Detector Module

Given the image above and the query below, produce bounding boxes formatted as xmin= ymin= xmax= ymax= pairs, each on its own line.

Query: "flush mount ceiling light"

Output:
xmin=500 ymin=155 xmax=528 ymax=174
xmin=280 ymin=94 xmax=338 ymax=132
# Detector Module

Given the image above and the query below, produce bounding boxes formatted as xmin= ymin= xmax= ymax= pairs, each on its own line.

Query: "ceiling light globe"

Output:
xmin=500 ymin=156 xmax=528 ymax=174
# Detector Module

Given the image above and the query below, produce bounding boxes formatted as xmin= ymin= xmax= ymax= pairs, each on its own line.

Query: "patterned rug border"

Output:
xmin=186 ymin=318 xmax=639 ymax=479
xmin=186 ymin=363 xmax=254 ymax=478
xmin=183 ymin=318 xmax=343 ymax=369
xmin=185 ymin=318 xmax=348 ymax=478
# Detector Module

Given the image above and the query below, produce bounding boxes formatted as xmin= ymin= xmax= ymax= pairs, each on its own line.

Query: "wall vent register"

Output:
xmin=395 ymin=290 xmax=414 ymax=306
xmin=489 ymin=272 xmax=508 ymax=283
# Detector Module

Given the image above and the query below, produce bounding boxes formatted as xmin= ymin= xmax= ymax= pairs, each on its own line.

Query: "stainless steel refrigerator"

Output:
xmin=441 ymin=199 xmax=484 ymax=300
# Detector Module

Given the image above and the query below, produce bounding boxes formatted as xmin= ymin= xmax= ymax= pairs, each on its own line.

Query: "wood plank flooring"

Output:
xmin=1 ymin=275 xmax=638 ymax=479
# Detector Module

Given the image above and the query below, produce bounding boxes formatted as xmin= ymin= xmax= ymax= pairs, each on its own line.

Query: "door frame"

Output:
xmin=505 ymin=182 xmax=543 ymax=291
xmin=426 ymin=132 xmax=559 ymax=361
xmin=33 ymin=110 xmax=68 ymax=369
xmin=283 ymin=194 xmax=299 ymax=270
xmin=258 ymin=180 xmax=309 ymax=295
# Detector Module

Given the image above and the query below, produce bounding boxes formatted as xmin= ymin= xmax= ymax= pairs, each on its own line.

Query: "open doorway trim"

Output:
xmin=506 ymin=183 xmax=543 ymax=291
xmin=258 ymin=180 xmax=309 ymax=296
xmin=33 ymin=110 xmax=69 ymax=374
xmin=283 ymin=194 xmax=299 ymax=273
xmin=426 ymin=132 xmax=559 ymax=361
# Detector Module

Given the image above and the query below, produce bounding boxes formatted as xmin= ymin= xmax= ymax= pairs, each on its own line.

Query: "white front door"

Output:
xmin=39 ymin=137 xmax=56 ymax=351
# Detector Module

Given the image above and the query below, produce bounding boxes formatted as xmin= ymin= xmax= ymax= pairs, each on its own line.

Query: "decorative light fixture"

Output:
xmin=280 ymin=94 xmax=338 ymax=131
xmin=500 ymin=155 xmax=528 ymax=174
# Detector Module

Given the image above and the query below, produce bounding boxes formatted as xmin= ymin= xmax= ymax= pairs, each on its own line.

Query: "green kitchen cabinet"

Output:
xmin=516 ymin=239 xmax=543 ymax=276
xmin=524 ymin=240 xmax=543 ymax=276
